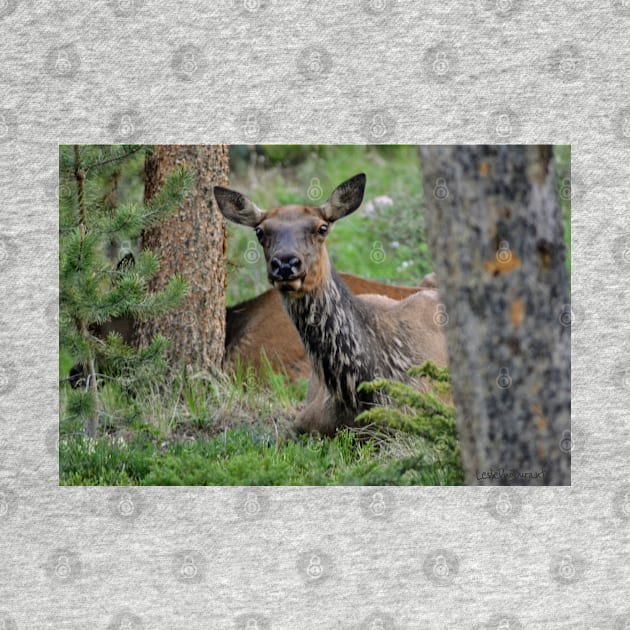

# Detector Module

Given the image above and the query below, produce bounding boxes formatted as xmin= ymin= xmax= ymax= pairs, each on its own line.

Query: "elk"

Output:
xmin=225 ymin=272 xmax=437 ymax=381
xmin=215 ymin=174 xmax=448 ymax=436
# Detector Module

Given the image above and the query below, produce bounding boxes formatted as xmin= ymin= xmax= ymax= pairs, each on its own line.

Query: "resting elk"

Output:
xmin=214 ymin=174 xmax=448 ymax=436
xmin=225 ymin=271 xmax=437 ymax=381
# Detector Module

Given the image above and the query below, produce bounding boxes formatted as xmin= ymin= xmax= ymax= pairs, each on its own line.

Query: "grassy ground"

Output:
xmin=60 ymin=356 xmax=463 ymax=486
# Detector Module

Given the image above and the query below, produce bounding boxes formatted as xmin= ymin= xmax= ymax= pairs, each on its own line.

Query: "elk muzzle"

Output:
xmin=269 ymin=253 xmax=305 ymax=290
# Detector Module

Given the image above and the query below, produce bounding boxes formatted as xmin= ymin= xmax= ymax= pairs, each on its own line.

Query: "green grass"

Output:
xmin=59 ymin=355 xmax=463 ymax=486
xmin=60 ymin=426 xmax=463 ymax=486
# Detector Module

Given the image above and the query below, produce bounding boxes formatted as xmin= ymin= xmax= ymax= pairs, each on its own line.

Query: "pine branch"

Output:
xmin=61 ymin=145 xmax=144 ymax=174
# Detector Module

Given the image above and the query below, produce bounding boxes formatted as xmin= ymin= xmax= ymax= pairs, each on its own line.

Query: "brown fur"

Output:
xmin=297 ymin=285 xmax=448 ymax=436
xmin=225 ymin=272 xmax=432 ymax=380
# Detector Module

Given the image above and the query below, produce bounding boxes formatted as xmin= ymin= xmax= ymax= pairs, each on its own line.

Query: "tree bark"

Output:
xmin=135 ymin=145 xmax=229 ymax=371
xmin=419 ymin=145 xmax=570 ymax=485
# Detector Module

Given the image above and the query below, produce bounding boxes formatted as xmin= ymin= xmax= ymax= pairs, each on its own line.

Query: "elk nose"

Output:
xmin=270 ymin=255 xmax=302 ymax=280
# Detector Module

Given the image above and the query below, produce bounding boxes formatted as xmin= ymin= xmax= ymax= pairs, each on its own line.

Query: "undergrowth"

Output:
xmin=60 ymin=360 xmax=464 ymax=486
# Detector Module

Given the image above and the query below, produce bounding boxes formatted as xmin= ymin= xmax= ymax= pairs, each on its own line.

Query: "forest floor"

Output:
xmin=59 ymin=360 xmax=464 ymax=485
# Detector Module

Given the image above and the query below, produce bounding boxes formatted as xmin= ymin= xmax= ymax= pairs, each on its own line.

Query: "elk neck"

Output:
xmin=281 ymin=255 xmax=414 ymax=407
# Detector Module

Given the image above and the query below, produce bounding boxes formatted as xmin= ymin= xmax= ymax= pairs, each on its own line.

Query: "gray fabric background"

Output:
xmin=0 ymin=0 xmax=628 ymax=628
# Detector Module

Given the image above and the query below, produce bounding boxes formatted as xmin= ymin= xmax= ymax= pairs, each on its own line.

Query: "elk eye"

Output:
xmin=317 ymin=224 xmax=329 ymax=236
xmin=254 ymin=227 xmax=264 ymax=242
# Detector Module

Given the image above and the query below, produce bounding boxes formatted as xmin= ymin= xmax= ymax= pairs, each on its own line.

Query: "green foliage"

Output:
xmin=355 ymin=362 xmax=464 ymax=483
xmin=60 ymin=433 xmax=156 ymax=485
xmin=553 ymin=144 xmax=571 ymax=274
xmin=60 ymin=357 xmax=464 ymax=486
xmin=59 ymin=425 xmax=462 ymax=486
xmin=59 ymin=145 xmax=191 ymax=434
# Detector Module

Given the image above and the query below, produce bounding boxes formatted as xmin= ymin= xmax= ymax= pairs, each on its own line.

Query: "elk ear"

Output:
xmin=213 ymin=186 xmax=264 ymax=227
xmin=321 ymin=173 xmax=366 ymax=222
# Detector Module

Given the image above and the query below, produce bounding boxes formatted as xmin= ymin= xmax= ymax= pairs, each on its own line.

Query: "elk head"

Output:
xmin=214 ymin=174 xmax=366 ymax=297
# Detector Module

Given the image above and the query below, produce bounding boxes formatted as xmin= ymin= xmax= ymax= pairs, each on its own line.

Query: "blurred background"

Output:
xmin=226 ymin=145 xmax=570 ymax=303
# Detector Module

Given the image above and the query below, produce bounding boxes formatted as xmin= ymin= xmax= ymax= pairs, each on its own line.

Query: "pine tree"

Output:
xmin=59 ymin=145 xmax=191 ymax=437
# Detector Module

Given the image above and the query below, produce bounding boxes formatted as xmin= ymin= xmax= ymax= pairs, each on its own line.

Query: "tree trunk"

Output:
xmin=419 ymin=145 xmax=570 ymax=486
xmin=135 ymin=145 xmax=229 ymax=371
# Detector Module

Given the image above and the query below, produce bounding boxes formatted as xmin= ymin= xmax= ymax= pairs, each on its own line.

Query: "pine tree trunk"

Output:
xmin=419 ymin=145 xmax=571 ymax=486
xmin=135 ymin=145 xmax=229 ymax=371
